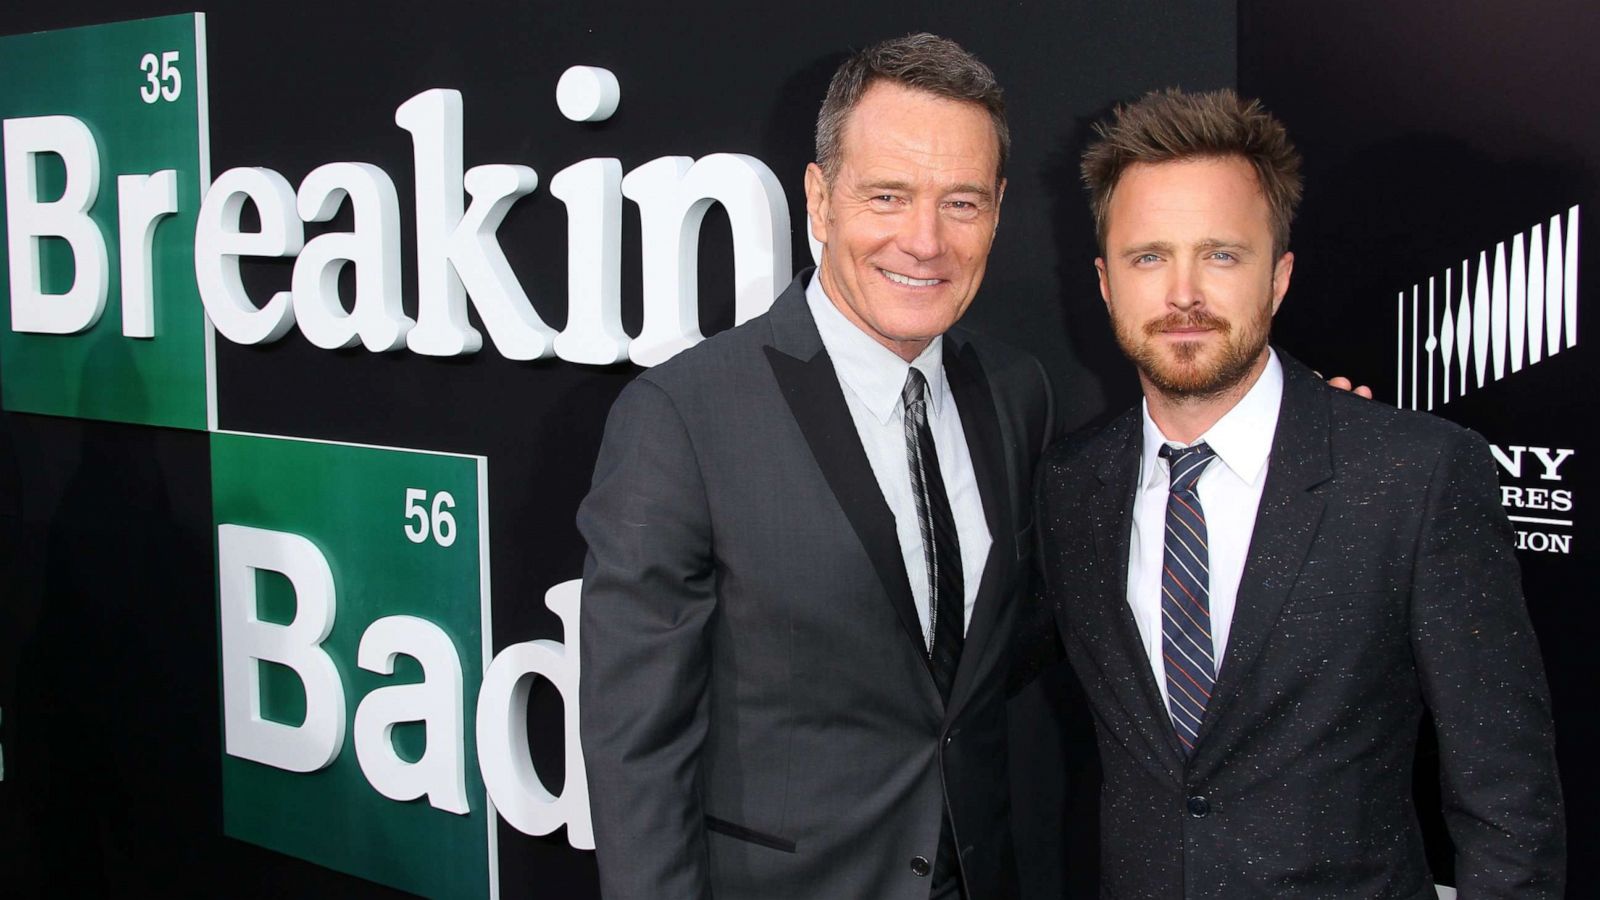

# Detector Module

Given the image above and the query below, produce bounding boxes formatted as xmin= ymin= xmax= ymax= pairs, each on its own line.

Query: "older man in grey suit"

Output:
xmin=578 ymin=34 xmax=1054 ymax=900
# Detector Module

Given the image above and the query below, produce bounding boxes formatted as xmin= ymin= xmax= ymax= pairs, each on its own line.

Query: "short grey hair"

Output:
xmin=814 ymin=32 xmax=1009 ymax=185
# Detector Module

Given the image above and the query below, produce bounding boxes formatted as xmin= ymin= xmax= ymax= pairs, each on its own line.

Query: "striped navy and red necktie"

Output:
xmin=1158 ymin=442 xmax=1218 ymax=757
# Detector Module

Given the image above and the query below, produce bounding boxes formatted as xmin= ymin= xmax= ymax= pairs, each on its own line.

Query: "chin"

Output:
xmin=1145 ymin=345 xmax=1261 ymax=398
xmin=881 ymin=312 xmax=955 ymax=343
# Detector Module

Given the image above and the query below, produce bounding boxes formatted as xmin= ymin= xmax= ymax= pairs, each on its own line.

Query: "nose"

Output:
xmin=894 ymin=200 xmax=944 ymax=261
xmin=1168 ymin=258 xmax=1203 ymax=310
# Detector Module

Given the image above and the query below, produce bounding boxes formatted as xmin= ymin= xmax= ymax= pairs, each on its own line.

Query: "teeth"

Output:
xmin=882 ymin=270 xmax=941 ymax=287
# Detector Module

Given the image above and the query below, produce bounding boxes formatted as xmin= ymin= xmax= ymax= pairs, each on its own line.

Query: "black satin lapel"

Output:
xmin=763 ymin=345 xmax=928 ymax=664
xmin=942 ymin=343 xmax=1010 ymax=716
xmin=1085 ymin=431 xmax=1187 ymax=776
xmin=1193 ymin=358 xmax=1332 ymax=760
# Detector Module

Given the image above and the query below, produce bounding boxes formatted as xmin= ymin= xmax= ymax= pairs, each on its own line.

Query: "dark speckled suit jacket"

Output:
xmin=1034 ymin=350 xmax=1565 ymax=899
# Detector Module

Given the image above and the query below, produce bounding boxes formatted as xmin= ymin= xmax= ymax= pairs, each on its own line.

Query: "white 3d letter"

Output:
xmin=195 ymin=167 xmax=303 ymax=344
xmin=478 ymin=579 xmax=593 ymax=849
xmin=292 ymin=162 xmax=412 ymax=351
xmin=353 ymin=615 xmax=469 ymax=814
xmin=3 ymin=116 xmax=109 ymax=334
xmin=395 ymin=89 xmax=555 ymax=359
xmin=551 ymin=158 xmax=628 ymax=364
xmin=217 ymin=524 xmax=345 ymax=773
xmin=621 ymin=153 xmax=790 ymax=366
xmin=116 ymin=170 xmax=179 ymax=338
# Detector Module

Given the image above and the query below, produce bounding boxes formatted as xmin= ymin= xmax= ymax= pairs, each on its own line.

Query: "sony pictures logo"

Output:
xmin=1490 ymin=444 xmax=1574 ymax=555
xmin=1393 ymin=205 xmax=1581 ymax=556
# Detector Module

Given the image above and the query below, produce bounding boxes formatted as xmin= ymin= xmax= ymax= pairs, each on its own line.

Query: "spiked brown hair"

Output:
xmin=1082 ymin=88 xmax=1302 ymax=256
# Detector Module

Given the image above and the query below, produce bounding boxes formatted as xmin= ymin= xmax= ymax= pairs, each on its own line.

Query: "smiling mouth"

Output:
xmin=880 ymin=269 xmax=943 ymax=287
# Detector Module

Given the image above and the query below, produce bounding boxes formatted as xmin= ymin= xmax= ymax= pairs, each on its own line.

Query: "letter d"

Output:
xmin=478 ymin=579 xmax=593 ymax=849
xmin=3 ymin=116 xmax=110 ymax=334
xmin=218 ymin=524 xmax=346 ymax=772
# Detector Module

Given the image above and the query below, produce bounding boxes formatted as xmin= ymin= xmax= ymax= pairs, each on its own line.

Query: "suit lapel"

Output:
xmin=1075 ymin=415 xmax=1187 ymax=778
xmin=942 ymin=340 xmax=1009 ymax=719
xmin=1192 ymin=355 xmax=1332 ymax=760
xmin=762 ymin=273 xmax=930 ymax=673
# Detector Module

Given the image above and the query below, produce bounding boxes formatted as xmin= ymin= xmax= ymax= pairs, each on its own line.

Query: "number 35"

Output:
xmin=139 ymin=50 xmax=182 ymax=103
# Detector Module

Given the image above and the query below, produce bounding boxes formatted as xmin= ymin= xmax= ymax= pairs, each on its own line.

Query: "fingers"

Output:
xmin=1324 ymin=376 xmax=1374 ymax=400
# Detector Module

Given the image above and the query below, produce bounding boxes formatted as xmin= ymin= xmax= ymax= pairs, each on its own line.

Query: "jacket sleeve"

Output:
xmin=1410 ymin=429 xmax=1565 ymax=897
xmin=578 ymin=376 xmax=717 ymax=899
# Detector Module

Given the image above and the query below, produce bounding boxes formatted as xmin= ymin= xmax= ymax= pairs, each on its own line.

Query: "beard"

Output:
xmin=1113 ymin=306 xmax=1271 ymax=400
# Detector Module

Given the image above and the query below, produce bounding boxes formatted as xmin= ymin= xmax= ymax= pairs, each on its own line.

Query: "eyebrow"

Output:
xmin=859 ymin=179 xmax=996 ymax=201
xmin=1120 ymin=240 xmax=1175 ymax=258
xmin=1195 ymin=238 xmax=1254 ymax=254
xmin=1119 ymin=238 xmax=1255 ymax=257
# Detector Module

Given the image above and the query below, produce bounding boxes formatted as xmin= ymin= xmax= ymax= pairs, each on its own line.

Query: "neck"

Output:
xmin=1142 ymin=351 xmax=1270 ymax=444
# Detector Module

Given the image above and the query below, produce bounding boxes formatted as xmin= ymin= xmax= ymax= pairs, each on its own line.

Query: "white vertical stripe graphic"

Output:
xmin=1426 ymin=277 xmax=1435 ymax=410
xmin=1510 ymin=235 xmax=1526 ymax=374
xmin=1565 ymin=204 xmax=1579 ymax=348
xmin=1457 ymin=260 xmax=1471 ymax=399
xmin=1547 ymin=214 xmax=1564 ymax=359
xmin=1528 ymin=224 xmax=1545 ymax=366
xmin=1411 ymin=285 xmax=1419 ymax=406
xmin=1473 ymin=251 xmax=1490 ymax=389
xmin=1441 ymin=268 xmax=1454 ymax=404
xmin=1397 ymin=206 xmax=1580 ymax=409
xmin=1491 ymin=241 xmax=1508 ymax=381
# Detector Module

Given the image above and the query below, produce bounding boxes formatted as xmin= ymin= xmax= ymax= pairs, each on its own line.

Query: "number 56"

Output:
xmin=404 ymin=488 xmax=458 ymax=547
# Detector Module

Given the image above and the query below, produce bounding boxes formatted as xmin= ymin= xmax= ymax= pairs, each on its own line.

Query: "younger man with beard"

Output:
xmin=1034 ymin=89 xmax=1565 ymax=898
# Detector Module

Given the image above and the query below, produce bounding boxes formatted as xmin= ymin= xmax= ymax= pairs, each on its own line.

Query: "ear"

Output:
xmin=1270 ymin=250 xmax=1294 ymax=315
xmin=804 ymin=162 xmax=831 ymax=246
xmin=992 ymin=177 xmax=1007 ymax=233
xmin=1095 ymin=257 xmax=1111 ymax=308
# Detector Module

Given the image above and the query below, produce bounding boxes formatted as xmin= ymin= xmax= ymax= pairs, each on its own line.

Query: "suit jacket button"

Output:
xmin=1186 ymin=795 xmax=1210 ymax=818
xmin=910 ymin=855 xmax=932 ymax=877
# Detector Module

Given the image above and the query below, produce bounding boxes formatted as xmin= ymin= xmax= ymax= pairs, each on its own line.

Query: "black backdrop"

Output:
xmin=0 ymin=0 xmax=1589 ymax=897
xmin=1241 ymin=1 xmax=1597 ymax=885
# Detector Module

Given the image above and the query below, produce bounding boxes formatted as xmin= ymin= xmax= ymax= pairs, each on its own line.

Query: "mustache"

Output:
xmin=1143 ymin=310 xmax=1231 ymax=336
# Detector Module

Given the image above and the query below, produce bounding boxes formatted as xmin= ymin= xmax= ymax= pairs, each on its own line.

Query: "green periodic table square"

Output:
xmin=0 ymin=14 xmax=213 ymax=429
xmin=211 ymin=431 xmax=495 ymax=898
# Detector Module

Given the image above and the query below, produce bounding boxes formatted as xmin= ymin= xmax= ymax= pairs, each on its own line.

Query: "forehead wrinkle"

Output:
xmin=851 ymin=172 xmax=996 ymax=199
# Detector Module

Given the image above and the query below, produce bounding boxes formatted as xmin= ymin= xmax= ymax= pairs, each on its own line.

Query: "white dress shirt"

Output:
xmin=806 ymin=276 xmax=992 ymax=642
xmin=1127 ymin=350 xmax=1283 ymax=710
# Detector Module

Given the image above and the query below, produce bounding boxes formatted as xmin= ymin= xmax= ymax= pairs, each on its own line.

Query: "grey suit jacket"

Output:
xmin=1034 ymin=351 xmax=1564 ymax=899
xmin=579 ymin=271 xmax=1054 ymax=899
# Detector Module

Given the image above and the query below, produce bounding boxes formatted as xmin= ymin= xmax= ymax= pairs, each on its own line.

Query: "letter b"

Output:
xmin=3 ymin=115 xmax=110 ymax=334
xmin=217 ymin=524 xmax=346 ymax=773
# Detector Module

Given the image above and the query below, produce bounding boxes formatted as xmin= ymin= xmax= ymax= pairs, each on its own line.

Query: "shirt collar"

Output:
xmin=1139 ymin=348 xmax=1283 ymax=489
xmin=806 ymin=272 xmax=948 ymax=426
